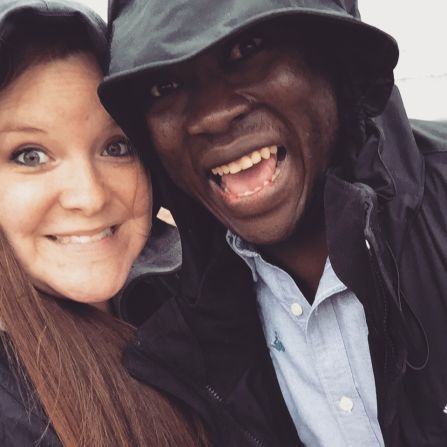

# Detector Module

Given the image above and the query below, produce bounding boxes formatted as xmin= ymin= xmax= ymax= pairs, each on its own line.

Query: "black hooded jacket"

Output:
xmin=100 ymin=1 xmax=447 ymax=446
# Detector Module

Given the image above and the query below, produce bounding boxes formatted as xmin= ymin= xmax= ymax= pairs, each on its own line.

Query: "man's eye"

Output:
xmin=102 ymin=139 xmax=134 ymax=157
xmin=149 ymin=80 xmax=180 ymax=98
xmin=13 ymin=148 xmax=49 ymax=166
xmin=229 ymin=37 xmax=264 ymax=61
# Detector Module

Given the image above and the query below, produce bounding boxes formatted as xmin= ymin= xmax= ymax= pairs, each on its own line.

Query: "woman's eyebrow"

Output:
xmin=0 ymin=125 xmax=46 ymax=134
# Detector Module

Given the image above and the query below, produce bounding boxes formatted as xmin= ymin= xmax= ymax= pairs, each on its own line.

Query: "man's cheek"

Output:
xmin=147 ymin=115 xmax=173 ymax=148
xmin=157 ymin=155 xmax=190 ymax=191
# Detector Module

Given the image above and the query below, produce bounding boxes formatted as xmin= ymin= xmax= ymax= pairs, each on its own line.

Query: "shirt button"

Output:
xmin=339 ymin=396 xmax=354 ymax=412
xmin=291 ymin=303 xmax=303 ymax=316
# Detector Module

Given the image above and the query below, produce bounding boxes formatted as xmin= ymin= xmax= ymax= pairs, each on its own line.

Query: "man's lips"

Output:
xmin=211 ymin=145 xmax=277 ymax=176
xmin=201 ymin=131 xmax=284 ymax=171
xmin=208 ymin=145 xmax=287 ymax=198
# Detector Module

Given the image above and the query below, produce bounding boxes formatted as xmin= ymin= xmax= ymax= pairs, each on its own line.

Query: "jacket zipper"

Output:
xmin=205 ymin=384 xmax=266 ymax=447
xmin=364 ymin=237 xmax=398 ymax=380
xmin=205 ymin=384 xmax=224 ymax=403
xmin=362 ymin=193 xmax=399 ymax=377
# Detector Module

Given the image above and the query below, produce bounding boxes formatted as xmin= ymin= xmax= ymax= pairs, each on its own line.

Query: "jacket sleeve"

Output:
xmin=0 ymin=364 xmax=61 ymax=447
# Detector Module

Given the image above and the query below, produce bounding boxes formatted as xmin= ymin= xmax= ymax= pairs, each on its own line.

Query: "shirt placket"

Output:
xmin=306 ymin=294 xmax=382 ymax=446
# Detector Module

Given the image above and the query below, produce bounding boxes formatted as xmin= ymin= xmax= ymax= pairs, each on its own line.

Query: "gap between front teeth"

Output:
xmin=52 ymin=227 xmax=113 ymax=245
xmin=211 ymin=145 xmax=278 ymax=176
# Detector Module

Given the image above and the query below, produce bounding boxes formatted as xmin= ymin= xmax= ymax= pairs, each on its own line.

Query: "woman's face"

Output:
xmin=0 ymin=53 xmax=152 ymax=306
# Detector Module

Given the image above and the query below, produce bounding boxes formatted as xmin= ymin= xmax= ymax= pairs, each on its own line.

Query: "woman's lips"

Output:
xmin=46 ymin=225 xmax=118 ymax=245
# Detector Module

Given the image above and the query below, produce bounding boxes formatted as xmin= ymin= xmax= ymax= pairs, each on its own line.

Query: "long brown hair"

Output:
xmin=0 ymin=13 xmax=206 ymax=447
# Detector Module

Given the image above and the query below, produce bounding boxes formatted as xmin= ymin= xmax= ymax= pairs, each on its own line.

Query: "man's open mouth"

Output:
xmin=209 ymin=145 xmax=287 ymax=198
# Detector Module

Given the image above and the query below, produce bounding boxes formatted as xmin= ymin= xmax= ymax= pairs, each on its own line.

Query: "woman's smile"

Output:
xmin=46 ymin=225 xmax=117 ymax=245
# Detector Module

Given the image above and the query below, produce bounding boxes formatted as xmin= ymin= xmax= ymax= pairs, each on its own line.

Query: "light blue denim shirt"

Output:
xmin=226 ymin=231 xmax=384 ymax=447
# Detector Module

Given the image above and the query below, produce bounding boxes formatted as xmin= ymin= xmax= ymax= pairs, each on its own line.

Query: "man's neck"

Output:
xmin=260 ymin=221 xmax=328 ymax=304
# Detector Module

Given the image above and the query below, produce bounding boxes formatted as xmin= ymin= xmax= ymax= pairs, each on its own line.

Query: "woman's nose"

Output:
xmin=58 ymin=159 xmax=108 ymax=216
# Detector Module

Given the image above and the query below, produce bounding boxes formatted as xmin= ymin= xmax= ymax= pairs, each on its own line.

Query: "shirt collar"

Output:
xmin=226 ymin=230 xmax=347 ymax=306
xmin=226 ymin=230 xmax=259 ymax=281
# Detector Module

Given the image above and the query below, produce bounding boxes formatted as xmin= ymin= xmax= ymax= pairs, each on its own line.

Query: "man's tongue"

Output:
xmin=221 ymin=156 xmax=276 ymax=195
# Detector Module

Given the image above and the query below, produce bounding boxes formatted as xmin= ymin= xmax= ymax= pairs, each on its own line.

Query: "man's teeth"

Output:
xmin=51 ymin=227 xmax=114 ymax=245
xmin=211 ymin=145 xmax=278 ymax=176
xmin=222 ymin=167 xmax=282 ymax=197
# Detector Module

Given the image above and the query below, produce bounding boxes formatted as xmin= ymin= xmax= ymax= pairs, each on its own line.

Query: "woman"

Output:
xmin=0 ymin=2 xmax=204 ymax=446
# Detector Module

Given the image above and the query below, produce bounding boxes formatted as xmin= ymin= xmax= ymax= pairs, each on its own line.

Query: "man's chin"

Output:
xmin=232 ymin=177 xmax=326 ymax=247
xmin=228 ymin=214 xmax=300 ymax=247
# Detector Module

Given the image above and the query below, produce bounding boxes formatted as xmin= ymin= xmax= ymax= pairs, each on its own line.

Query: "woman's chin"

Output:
xmin=36 ymin=280 xmax=122 ymax=310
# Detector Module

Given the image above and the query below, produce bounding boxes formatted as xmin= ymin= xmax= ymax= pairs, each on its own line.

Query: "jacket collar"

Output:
xmin=340 ymin=87 xmax=424 ymax=257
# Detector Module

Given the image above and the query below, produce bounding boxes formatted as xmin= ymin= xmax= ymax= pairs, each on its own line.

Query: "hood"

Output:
xmin=100 ymin=0 xmax=402 ymax=178
xmin=99 ymin=0 xmax=412 ymax=302
xmin=112 ymin=218 xmax=182 ymax=325
xmin=0 ymin=1 xmax=107 ymax=71
xmin=100 ymin=0 xmax=398 ymax=146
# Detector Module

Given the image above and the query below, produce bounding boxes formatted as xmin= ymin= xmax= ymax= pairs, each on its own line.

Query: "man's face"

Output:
xmin=145 ymin=23 xmax=339 ymax=245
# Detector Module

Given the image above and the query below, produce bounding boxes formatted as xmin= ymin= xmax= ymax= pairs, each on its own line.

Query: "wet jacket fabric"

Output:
xmin=100 ymin=1 xmax=447 ymax=446
xmin=0 ymin=347 xmax=61 ymax=446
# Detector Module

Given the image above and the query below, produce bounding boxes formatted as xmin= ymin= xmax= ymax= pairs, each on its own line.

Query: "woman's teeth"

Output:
xmin=51 ymin=227 xmax=114 ymax=245
xmin=211 ymin=145 xmax=278 ymax=176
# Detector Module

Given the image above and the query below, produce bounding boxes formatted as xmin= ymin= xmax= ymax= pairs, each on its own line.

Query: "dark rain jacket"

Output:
xmin=100 ymin=1 xmax=447 ymax=446
xmin=0 ymin=347 xmax=61 ymax=446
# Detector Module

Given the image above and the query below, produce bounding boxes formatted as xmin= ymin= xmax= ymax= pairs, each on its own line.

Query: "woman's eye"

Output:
xmin=229 ymin=36 xmax=264 ymax=61
xmin=149 ymin=80 xmax=180 ymax=98
xmin=102 ymin=139 xmax=134 ymax=157
xmin=13 ymin=148 xmax=49 ymax=167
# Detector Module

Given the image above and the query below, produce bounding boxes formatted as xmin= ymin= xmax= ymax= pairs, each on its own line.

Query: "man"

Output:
xmin=100 ymin=1 xmax=447 ymax=445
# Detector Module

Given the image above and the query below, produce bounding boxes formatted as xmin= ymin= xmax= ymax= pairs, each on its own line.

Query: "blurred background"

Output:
xmin=79 ymin=0 xmax=447 ymax=120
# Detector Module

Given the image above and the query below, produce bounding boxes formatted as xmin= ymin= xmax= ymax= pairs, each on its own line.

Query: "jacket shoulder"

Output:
xmin=113 ymin=218 xmax=182 ymax=326
xmin=0 ymin=348 xmax=61 ymax=446
xmin=410 ymin=119 xmax=447 ymax=154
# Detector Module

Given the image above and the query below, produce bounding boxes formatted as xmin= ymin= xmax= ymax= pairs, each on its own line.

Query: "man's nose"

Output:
xmin=58 ymin=159 xmax=107 ymax=216
xmin=186 ymin=75 xmax=251 ymax=136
